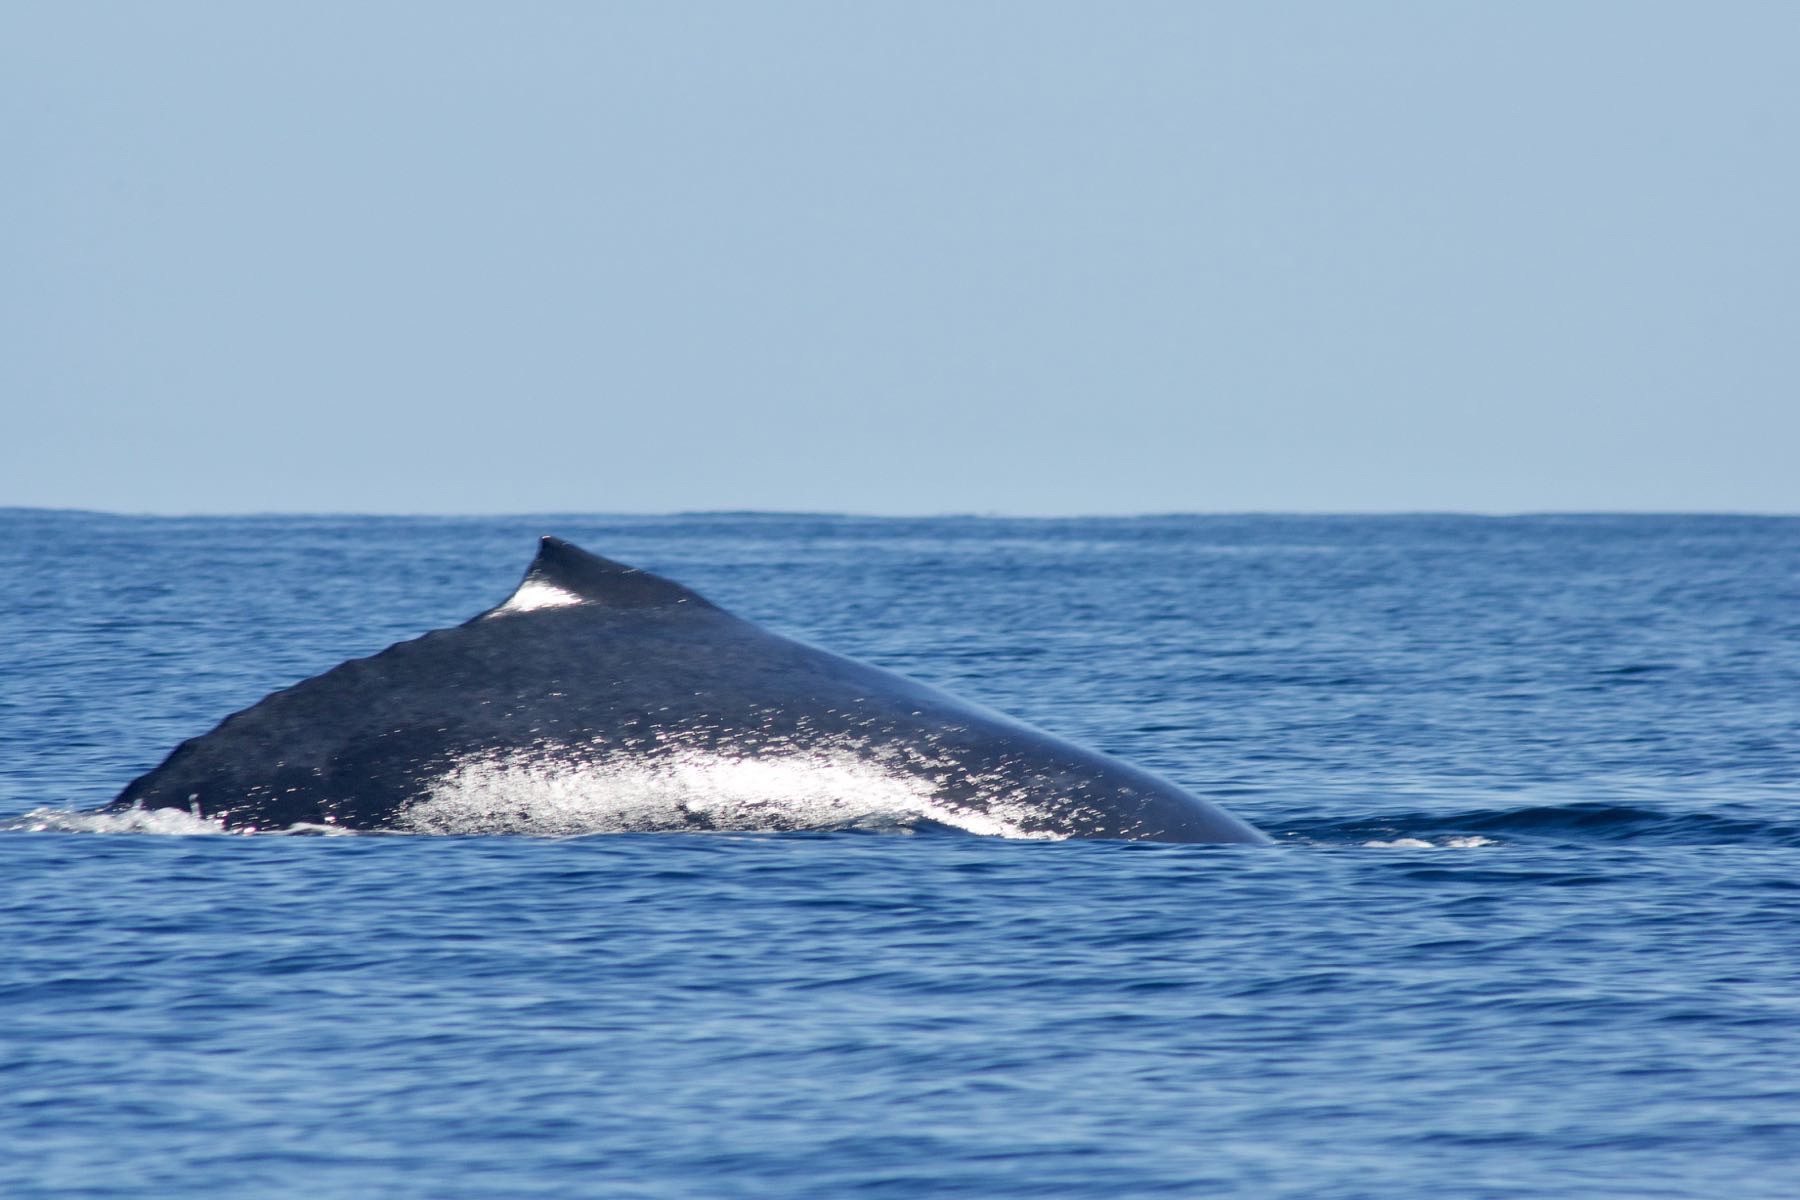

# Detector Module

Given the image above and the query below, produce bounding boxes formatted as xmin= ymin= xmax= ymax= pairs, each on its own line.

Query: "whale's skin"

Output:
xmin=108 ymin=538 xmax=1269 ymax=843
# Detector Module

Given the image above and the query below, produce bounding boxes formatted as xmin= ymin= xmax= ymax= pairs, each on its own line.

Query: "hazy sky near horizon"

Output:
xmin=6 ymin=2 xmax=1796 ymax=515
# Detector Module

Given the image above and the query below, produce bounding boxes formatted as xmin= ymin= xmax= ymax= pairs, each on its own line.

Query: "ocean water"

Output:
xmin=3 ymin=510 xmax=1797 ymax=1198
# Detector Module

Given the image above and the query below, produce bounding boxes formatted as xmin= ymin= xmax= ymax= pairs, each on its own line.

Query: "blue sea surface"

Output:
xmin=3 ymin=511 xmax=1798 ymax=1198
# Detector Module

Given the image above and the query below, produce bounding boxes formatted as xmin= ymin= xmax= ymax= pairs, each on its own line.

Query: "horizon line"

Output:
xmin=6 ymin=505 xmax=1799 ymax=521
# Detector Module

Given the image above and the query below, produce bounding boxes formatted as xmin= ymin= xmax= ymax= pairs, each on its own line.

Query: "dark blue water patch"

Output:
xmin=1281 ymin=799 xmax=1800 ymax=849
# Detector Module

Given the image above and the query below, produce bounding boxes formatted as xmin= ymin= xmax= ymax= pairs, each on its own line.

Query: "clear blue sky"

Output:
xmin=6 ymin=2 xmax=1796 ymax=515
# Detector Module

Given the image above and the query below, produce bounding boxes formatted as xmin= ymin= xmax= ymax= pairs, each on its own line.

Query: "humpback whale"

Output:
xmin=109 ymin=538 xmax=1269 ymax=843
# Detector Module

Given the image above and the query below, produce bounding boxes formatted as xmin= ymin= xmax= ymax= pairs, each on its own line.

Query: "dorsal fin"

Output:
xmin=486 ymin=537 xmax=715 ymax=617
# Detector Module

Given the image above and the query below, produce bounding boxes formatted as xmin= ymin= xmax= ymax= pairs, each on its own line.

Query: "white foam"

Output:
xmin=1362 ymin=835 xmax=1496 ymax=850
xmin=5 ymin=804 xmax=228 ymax=836
xmin=399 ymin=745 xmax=1065 ymax=840
xmin=1 ymin=805 xmax=371 ymax=837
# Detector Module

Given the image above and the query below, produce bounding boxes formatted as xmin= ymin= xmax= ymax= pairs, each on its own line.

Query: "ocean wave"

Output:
xmin=1277 ymin=801 xmax=1800 ymax=848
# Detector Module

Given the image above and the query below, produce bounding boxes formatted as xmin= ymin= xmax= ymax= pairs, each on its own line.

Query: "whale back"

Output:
xmin=109 ymin=539 xmax=1270 ymax=843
